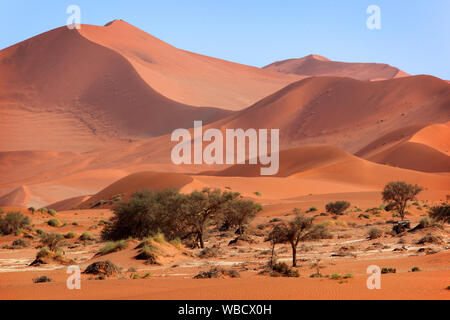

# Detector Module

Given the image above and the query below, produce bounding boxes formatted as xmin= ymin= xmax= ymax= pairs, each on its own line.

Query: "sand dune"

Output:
xmin=264 ymin=54 xmax=409 ymax=81
xmin=358 ymin=123 xmax=450 ymax=172
xmin=0 ymin=186 xmax=31 ymax=207
xmin=79 ymin=20 xmax=300 ymax=110
xmin=213 ymin=75 xmax=450 ymax=153
xmin=0 ymin=25 xmax=231 ymax=151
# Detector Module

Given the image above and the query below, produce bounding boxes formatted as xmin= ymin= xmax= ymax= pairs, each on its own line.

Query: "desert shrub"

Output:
xmin=304 ymin=224 xmax=333 ymax=240
xmin=40 ymin=233 xmax=64 ymax=252
xmin=218 ymin=199 xmax=261 ymax=233
xmin=48 ymin=209 xmax=57 ymax=216
xmin=97 ymin=240 xmax=128 ymax=256
xmin=83 ymin=261 xmax=120 ymax=276
xmin=12 ymin=239 xmax=29 ymax=248
xmin=307 ymin=207 xmax=318 ymax=213
xmin=135 ymin=245 xmax=160 ymax=265
xmin=368 ymin=228 xmax=383 ymax=240
xmin=382 ymin=182 xmax=423 ymax=220
xmin=38 ymin=208 xmax=48 ymax=214
xmin=428 ymin=205 xmax=449 ymax=224
xmin=411 ymin=266 xmax=421 ymax=272
xmin=417 ymin=234 xmax=443 ymax=245
xmin=0 ymin=212 xmax=31 ymax=235
xmin=331 ymin=273 xmax=342 ymax=280
xmin=102 ymin=188 xmax=251 ymax=249
xmin=325 ymin=201 xmax=350 ymax=216
xmin=170 ymin=238 xmax=183 ymax=250
xmin=64 ymin=231 xmax=76 ymax=239
xmin=194 ymin=267 xmax=240 ymax=279
xmin=47 ymin=219 xmax=61 ymax=227
xmin=381 ymin=267 xmax=396 ymax=274
xmin=254 ymin=191 xmax=262 ymax=197
xmin=343 ymin=273 xmax=353 ymax=279
xmin=79 ymin=231 xmax=94 ymax=241
xmin=36 ymin=247 xmax=51 ymax=259
xmin=271 ymin=262 xmax=299 ymax=278
xmin=33 ymin=276 xmax=52 ymax=283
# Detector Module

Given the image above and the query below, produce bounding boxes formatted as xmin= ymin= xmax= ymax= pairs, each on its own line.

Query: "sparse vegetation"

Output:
xmin=194 ymin=267 xmax=240 ymax=279
xmin=0 ymin=211 xmax=31 ymax=236
xmin=428 ymin=204 xmax=449 ymax=224
xmin=325 ymin=201 xmax=350 ymax=216
xmin=270 ymin=262 xmax=299 ymax=278
xmin=47 ymin=218 xmax=61 ymax=227
xmin=79 ymin=231 xmax=94 ymax=241
xmin=382 ymin=182 xmax=423 ymax=220
xmin=97 ymin=240 xmax=128 ymax=256
xmin=83 ymin=261 xmax=120 ymax=277
xmin=40 ymin=233 xmax=64 ymax=252
xmin=381 ymin=267 xmax=396 ymax=274
xmin=411 ymin=266 xmax=421 ymax=272
xmin=102 ymin=188 xmax=260 ymax=249
xmin=33 ymin=276 xmax=52 ymax=283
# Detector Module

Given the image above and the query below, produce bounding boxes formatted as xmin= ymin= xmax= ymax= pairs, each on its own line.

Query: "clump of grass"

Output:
xmin=307 ymin=207 xmax=318 ymax=213
xmin=270 ymin=262 xmax=299 ymax=278
xmin=254 ymin=191 xmax=262 ymax=197
xmin=79 ymin=231 xmax=94 ymax=241
xmin=343 ymin=273 xmax=353 ymax=279
xmin=47 ymin=219 xmax=61 ymax=227
xmin=194 ymin=267 xmax=240 ymax=279
xmin=33 ymin=276 xmax=52 ymax=283
xmin=97 ymin=240 xmax=128 ymax=256
xmin=331 ymin=273 xmax=342 ymax=280
xmin=135 ymin=245 xmax=160 ymax=265
xmin=36 ymin=247 xmax=51 ymax=259
xmin=152 ymin=233 xmax=166 ymax=243
xmin=48 ymin=209 xmax=57 ymax=217
xmin=169 ymin=238 xmax=183 ymax=250
xmin=64 ymin=231 xmax=76 ymax=239
xmin=411 ymin=266 xmax=421 ymax=272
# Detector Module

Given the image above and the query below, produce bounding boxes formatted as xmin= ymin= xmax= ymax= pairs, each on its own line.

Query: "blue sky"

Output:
xmin=1 ymin=0 xmax=449 ymax=79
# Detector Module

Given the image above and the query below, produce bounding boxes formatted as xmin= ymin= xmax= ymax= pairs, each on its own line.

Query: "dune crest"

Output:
xmin=264 ymin=54 xmax=410 ymax=81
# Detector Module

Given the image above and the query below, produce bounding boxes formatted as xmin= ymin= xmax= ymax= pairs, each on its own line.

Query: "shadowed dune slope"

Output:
xmin=0 ymin=186 xmax=30 ymax=207
xmin=367 ymin=142 xmax=450 ymax=173
xmin=358 ymin=123 xmax=450 ymax=172
xmin=204 ymin=145 xmax=449 ymax=191
xmin=79 ymin=20 xmax=300 ymax=110
xmin=212 ymin=76 xmax=450 ymax=154
xmin=201 ymin=146 xmax=352 ymax=177
xmin=0 ymin=25 xmax=231 ymax=151
xmin=263 ymin=54 xmax=409 ymax=81
xmin=79 ymin=172 xmax=193 ymax=209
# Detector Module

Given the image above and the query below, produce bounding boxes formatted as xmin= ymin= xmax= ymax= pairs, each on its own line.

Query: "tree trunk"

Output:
xmin=199 ymin=232 xmax=204 ymax=249
xmin=292 ymin=244 xmax=297 ymax=267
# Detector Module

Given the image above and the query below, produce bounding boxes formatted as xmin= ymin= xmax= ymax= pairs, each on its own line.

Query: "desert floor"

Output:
xmin=1 ymin=192 xmax=449 ymax=300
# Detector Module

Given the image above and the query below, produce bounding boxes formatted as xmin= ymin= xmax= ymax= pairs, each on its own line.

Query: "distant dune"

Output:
xmin=264 ymin=54 xmax=409 ymax=81
xmin=79 ymin=20 xmax=300 ymax=110
xmin=213 ymin=75 xmax=450 ymax=154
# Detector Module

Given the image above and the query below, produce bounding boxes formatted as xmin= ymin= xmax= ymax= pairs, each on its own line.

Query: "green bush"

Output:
xmin=47 ymin=219 xmax=61 ymax=227
xmin=64 ymin=232 xmax=76 ymax=239
xmin=271 ymin=262 xmax=299 ymax=278
xmin=307 ymin=207 xmax=318 ymax=213
xmin=325 ymin=201 xmax=350 ymax=216
xmin=79 ymin=232 xmax=94 ymax=241
xmin=0 ymin=212 xmax=31 ymax=235
xmin=428 ymin=205 xmax=449 ymax=224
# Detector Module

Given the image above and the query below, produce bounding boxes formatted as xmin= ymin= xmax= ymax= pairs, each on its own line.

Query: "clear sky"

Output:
xmin=1 ymin=0 xmax=449 ymax=79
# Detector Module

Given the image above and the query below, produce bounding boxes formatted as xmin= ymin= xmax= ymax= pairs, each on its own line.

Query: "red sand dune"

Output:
xmin=358 ymin=123 xmax=450 ymax=172
xmin=0 ymin=25 xmax=231 ymax=151
xmin=202 ymin=145 xmax=450 ymax=192
xmin=201 ymin=146 xmax=352 ymax=177
xmin=0 ymin=186 xmax=31 ymax=207
xmin=79 ymin=171 xmax=193 ymax=209
xmin=212 ymin=75 xmax=450 ymax=154
xmin=79 ymin=20 xmax=300 ymax=110
xmin=264 ymin=54 xmax=409 ymax=81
